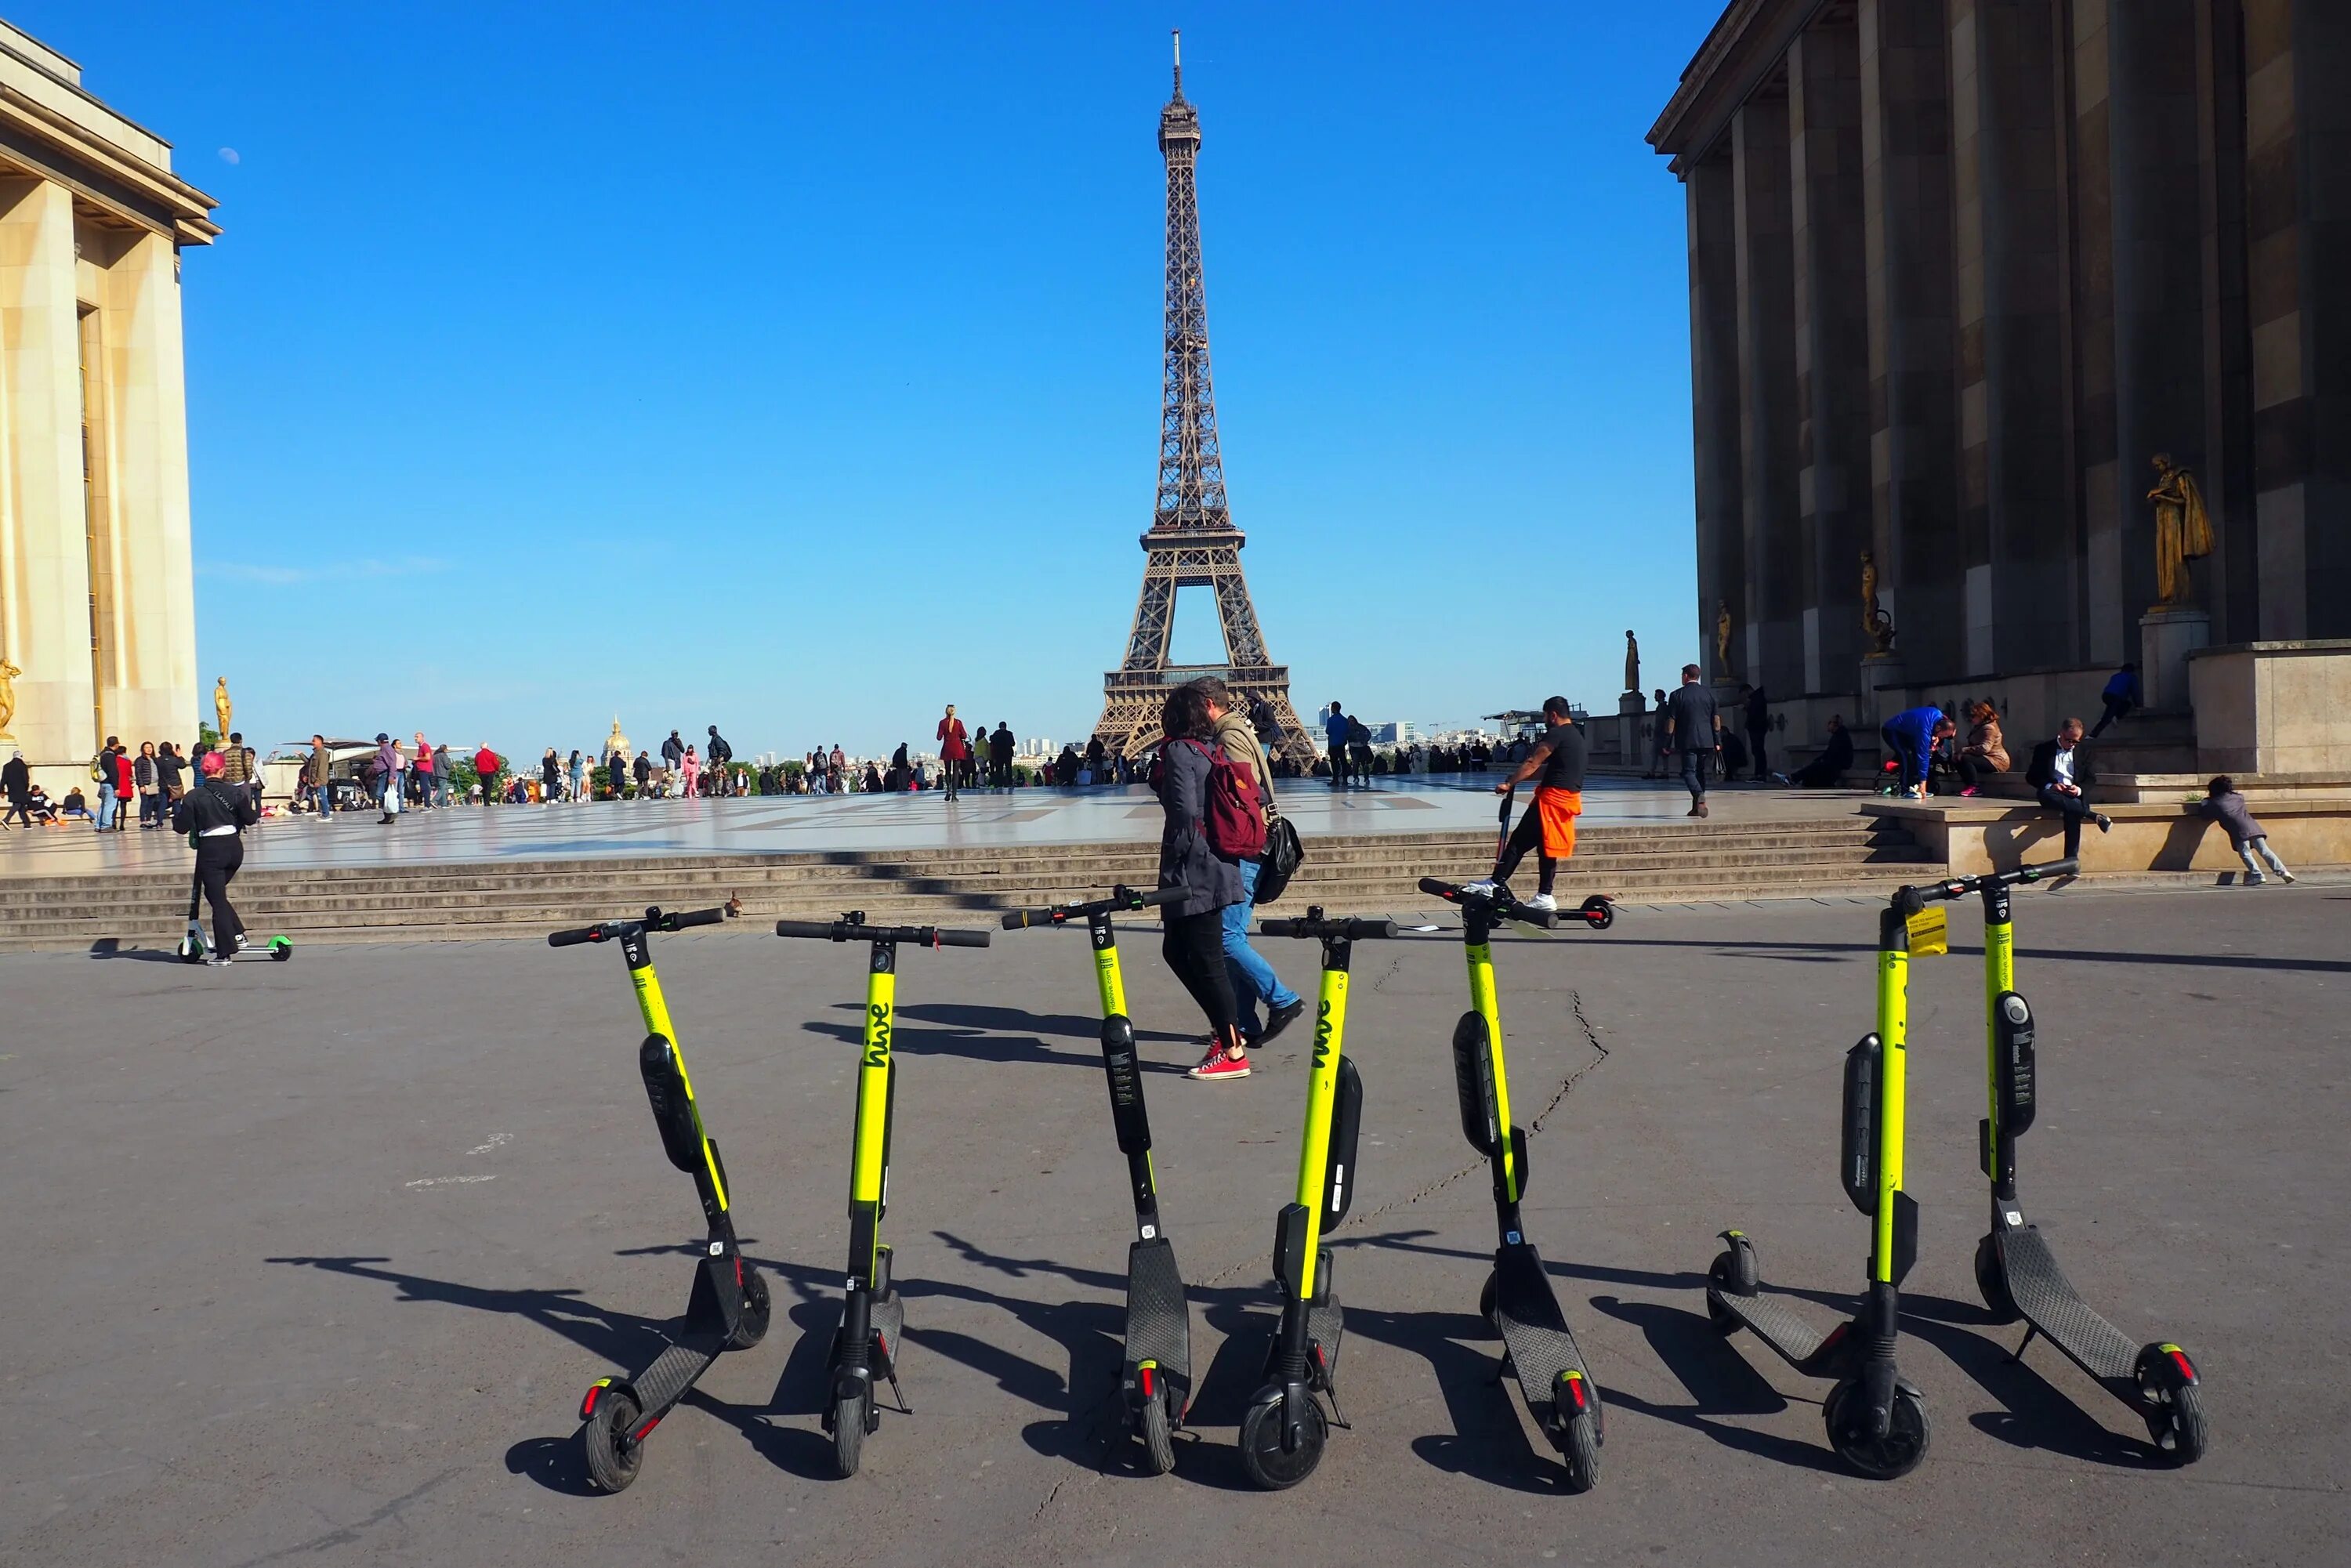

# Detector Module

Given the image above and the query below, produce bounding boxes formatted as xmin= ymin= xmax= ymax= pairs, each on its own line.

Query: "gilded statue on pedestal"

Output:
xmin=1623 ymin=629 xmax=1639 ymax=694
xmin=2149 ymin=454 xmax=2213 ymax=607
xmin=1714 ymin=599 xmax=1733 ymax=677
xmin=1860 ymin=549 xmax=1896 ymax=655
xmin=0 ymin=657 xmax=20 ymax=738
xmin=213 ymin=676 xmax=233 ymax=738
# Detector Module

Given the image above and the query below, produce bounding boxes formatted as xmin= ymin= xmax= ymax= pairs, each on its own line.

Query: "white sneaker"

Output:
xmin=1523 ymin=893 xmax=1558 ymax=914
xmin=2245 ymin=874 xmax=2266 ymax=885
xmin=1462 ymin=878 xmax=1502 ymax=898
xmin=2281 ymin=870 xmax=2298 ymax=884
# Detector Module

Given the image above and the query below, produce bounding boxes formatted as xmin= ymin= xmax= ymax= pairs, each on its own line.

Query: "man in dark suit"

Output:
xmin=2023 ymin=718 xmax=2112 ymax=859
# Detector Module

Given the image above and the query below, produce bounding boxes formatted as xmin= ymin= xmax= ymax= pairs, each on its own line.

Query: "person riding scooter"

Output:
xmin=173 ymin=749 xmax=259 ymax=967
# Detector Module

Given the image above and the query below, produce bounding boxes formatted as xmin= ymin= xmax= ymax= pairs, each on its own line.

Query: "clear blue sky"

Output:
xmin=28 ymin=1 xmax=1722 ymax=757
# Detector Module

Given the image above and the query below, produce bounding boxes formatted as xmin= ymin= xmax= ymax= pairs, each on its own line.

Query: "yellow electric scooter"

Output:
xmin=1001 ymin=883 xmax=1191 ymax=1472
xmin=550 ymin=901 xmax=764 ymax=1493
xmin=1239 ymin=907 xmax=1396 ymax=1489
xmin=774 ymin=911 xmax=991 ymax=1477
xmin=1962 ymin=862 xmax=2207 ymax=1461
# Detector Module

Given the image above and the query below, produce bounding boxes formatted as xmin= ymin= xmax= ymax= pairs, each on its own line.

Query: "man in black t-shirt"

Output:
xmin=1465 ymin=697 xmax=1587 ymax=913
xmin=1663 ymin=664 xmax=1722 ymax=817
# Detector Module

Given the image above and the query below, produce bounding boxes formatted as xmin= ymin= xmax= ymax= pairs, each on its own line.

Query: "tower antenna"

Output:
xmin=1171 ymin=29 xmax=1183 ymax=98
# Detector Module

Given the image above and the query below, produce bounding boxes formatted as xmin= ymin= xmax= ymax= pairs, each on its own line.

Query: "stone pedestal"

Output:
xmin=2139 ymin=607 xmax=2211 ymax=714
xmin=1858 ymin=654 xmax=1905 ymax=726
xmin=1618 ymin=691 xmax=1649 ymax=772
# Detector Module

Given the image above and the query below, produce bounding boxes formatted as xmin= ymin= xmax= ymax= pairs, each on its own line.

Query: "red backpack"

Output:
xmin=1178 ymin=738 xmax=1266 ymax=860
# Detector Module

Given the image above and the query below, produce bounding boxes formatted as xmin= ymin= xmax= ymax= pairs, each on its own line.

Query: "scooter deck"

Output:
xmin=1491 ymin=1244 xmax=1593 ymax=1436
xmin=2001 ymin=1226 xmax=2138 ymax=1384
xmin=1712 ymin=1284 xmax=1835 ymax=1367
xmin=1124 ymin=1237 xmax=1190 ymax=1383
xmin=630 ymin=1337 xmax=721 ymax=1419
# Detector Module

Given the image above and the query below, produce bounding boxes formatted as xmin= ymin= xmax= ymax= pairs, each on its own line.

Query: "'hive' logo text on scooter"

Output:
xmin=866 ymin=1004 xmax=892 ymax=1069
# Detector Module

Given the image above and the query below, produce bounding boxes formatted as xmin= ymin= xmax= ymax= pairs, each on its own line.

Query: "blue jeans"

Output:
xmin=1223 ymin=858 xmax=1300 ymax=1037
xmin=96 ymin=783 xmax=118 ymax=829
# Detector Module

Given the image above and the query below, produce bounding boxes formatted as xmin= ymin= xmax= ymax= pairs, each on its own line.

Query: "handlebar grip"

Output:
xmin=1259 ymin=918 xmax=1302 ymax=937
xmin=546 ymin=926 xmax=599 ymax=947
xmin=1133 ymin=887 xmax=1186 ymax=907
xmin=671 ymin=906 xmax=729 ymax=929
xmin=1352 ymin=918 xmax=1400 ymax=940
xmin=774 ymin=920 xmax=839 ymax=940
xmin=1001 ymin=908 xmax=1050 ymax=930
xmin=1417 ymin=877 xmax=1457 ymax=898
xmin=934 ymin=928 xmax=991 ymax=948
xmin=2025 ymin=856 xmax=2079 ymax=881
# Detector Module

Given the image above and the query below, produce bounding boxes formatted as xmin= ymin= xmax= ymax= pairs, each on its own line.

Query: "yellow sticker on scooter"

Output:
xmin=1905 ymin=905 xmax=1948 ymax=957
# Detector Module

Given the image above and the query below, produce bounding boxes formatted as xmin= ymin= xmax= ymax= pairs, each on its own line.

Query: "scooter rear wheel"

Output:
xmin=1823 ymin=1378 xmax=1930 ymax=1479
xmin=1579 ymin=896 xmax=1615 ymax=930
xmin=581 ymin=1391 xmax=643 ymax=1493
xmin=1139 ymin=1391 xmax=1176 ymax=1475
xmin=1972 ymin=1233 xmax=2020 ymax=1324
xmin=832 ymin=1392 xmax=868 ymax=1478
xmin=1238 ymin=1389 xmax=1327 ymax=1490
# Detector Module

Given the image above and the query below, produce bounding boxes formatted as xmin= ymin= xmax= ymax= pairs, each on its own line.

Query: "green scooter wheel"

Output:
xmin=581 ymin=1390 xmax=643 ymax=1493
xmin=268 ymin=936 xmax=293 ymax=961
xmin=1139 ymin=1391 xmax=1176 ymax=1475
xmin=1238 ymin=1389 xmax=1326 ymax=1490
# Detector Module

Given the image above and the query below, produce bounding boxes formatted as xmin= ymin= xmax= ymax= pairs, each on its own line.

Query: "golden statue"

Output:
xmin=2149 ymin=454 xmax=2213 ymax=607
xmin=605 ymin=714 xmax=630 ymax=759
xmin=1714 ymin=599 xmax=1733 ymax=677
xmin=1860 ymin=549 xmax=1896 ymax=655
xmin=213 ymin=675 xmax=232 ymax=737
xmin=1623 ymin=629 xmax=1639 ymax=694
xmin=0 ymin=657 xmax=20 ymax=739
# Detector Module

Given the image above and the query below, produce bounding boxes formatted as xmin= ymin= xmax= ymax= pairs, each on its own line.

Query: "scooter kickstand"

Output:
xmin=886 ymin=1367 xmax=914 ymax=1415
xmin=2006 ymin=1324 xmax=2040 ymax=1365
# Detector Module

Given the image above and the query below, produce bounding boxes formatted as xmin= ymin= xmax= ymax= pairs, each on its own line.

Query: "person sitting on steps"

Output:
xmin=1788 ymin=716 xmax=1855 ymax=788
xmin=2023 ymin=718 xmax=2113 ymax=861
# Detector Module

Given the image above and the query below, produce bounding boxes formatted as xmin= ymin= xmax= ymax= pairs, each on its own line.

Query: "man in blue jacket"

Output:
xmin=1324 ymin=701 xmax=1352 ymax=788
xmin=1879 ymin=705 xmax=1954 ymax=799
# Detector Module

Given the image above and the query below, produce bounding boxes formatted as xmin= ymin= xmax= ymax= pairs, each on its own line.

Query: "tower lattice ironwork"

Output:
xmin=1092 ymin=33 xmax=1317 ymax=768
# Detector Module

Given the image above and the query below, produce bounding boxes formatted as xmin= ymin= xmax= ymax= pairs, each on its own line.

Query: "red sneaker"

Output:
xmin=1188 ymin=1047 xmax=1250 ymax=1081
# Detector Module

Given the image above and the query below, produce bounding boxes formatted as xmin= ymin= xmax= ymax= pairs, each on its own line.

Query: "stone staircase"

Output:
xmin=0 ymin=816 xmax=1936 ymax=952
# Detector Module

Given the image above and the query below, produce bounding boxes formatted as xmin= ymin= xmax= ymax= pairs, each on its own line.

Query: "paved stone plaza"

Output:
xmin=4 ymin=884 xmax=2344 ymax=1566
xmin=0 ymin=777 xmax=1838 ymax=878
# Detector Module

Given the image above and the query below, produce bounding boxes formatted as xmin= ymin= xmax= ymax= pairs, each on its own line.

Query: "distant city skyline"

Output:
xmin=15 ymin=1 xmax=1724 ymax=757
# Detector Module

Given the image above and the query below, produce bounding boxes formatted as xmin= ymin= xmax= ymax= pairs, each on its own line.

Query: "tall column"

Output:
xmin=1733 ymin=93 xmax=1804 ymax=697
xmin=1687 ymin=151 xmax=1747 ymax=678
xmin=93 ymin=227 xmax=197 ymax=746
xmin=1859 ymin=0 xmax=1962 ymax=679
xmin=1951 ymin=0 xmax=2074 ymax=675
xmin=2244 ymin=0 xmax=2351 ymax=637
xmin=2105 ymin=0 xmax=2215 ymax=641
xmin=2197 ymin=0 xmax=2259 ymax=643
xmin=1790 ymin=16 xmax=1871 ymax=696
xmin=0 ymin=176 xmax=95 ymax=773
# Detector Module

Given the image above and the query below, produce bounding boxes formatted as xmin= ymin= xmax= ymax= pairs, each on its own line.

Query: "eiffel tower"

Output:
xmin=1092 ymin=33 xmax=1316 ymax=769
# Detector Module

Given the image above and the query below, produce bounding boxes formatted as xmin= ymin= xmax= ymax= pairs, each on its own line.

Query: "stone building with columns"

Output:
xmin=1650 ymin=1 xmax=2349 ymax=779
xmin=0 ymin=21 xmax=217 ymax=788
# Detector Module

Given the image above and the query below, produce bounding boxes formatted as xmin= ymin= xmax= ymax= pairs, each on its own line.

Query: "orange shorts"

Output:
xmin=1535 ymin=786 xmax=1582 ymax=858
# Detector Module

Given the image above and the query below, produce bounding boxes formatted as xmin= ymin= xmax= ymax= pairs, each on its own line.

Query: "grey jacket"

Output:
xmin=2200 ymin=790 xmax=2264 ymax=846
xmin=1155 ymin=738 xmax=1242 ymax=918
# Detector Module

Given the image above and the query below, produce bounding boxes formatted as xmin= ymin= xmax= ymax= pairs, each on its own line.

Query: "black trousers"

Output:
xmin=2037 ymin=785 xmax=2095 ymax=857
xmin=1677 ymin=748 xmax=1712 ymax=802
xmin=1789 ymin=757 xmax=1844 ymax=788
xmin=1162 ymin=907 xmax=1239 ymax=1035
xmin=2 ymin=794 xmax=30 ymax=826
xmin=1747 ymin=726 xmax=1770 ymax=779
xmin=195 ymin=837 xmax=245 ymax=956
xmin=1956 ymin=755 xmax=1994 ymax=790
xmin=2089 ymin=696 xmax=2132 ymax=737
xmin=1879 ymin=726 xmax=1923 ymax=791
xmin=1494 ymin=802 xmax=1556 ymax=894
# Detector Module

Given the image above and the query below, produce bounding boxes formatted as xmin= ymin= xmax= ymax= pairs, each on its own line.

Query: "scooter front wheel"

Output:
xmin=581 ymin=1391 xmax=644 ymax=1493
xmin=832 ymin=1392 xmax=869 ymax=1478
xmin=1561 ymin=1407 xmax=1602 ymax=1492
xmin=1477 ymin=1270 xmax=1498 ymax=1334
xmin=1139 ymin=1391 xmax=1176 ymax=1475
xmin=1238 ymin=1389 xmax=1327 ymax=1490
xmin=1823 ymin=1377 xmax=1930 ymax=1479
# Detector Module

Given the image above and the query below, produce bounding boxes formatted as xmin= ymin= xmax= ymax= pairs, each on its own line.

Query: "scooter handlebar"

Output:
xmin=1910 ymin=856 xmax=2081 ymax=903
xmin=546 ymin=925 xmax=602 ymax=947
xmin=1259 ymin=914 xmax=1399 ymax=942
xmin=1000 ymin=884 xmax=1185 ymax=929
xmin=776 ymin=918 xmax=992 ymax=949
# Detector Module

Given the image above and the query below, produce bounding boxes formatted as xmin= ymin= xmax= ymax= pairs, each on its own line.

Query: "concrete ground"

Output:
xmin=2 ymin=883 xmax=2344 ymax=1566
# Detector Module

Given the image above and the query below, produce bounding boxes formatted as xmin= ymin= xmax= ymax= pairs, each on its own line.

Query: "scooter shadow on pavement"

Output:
xmin=799 ymin=1006 xmax=1194 ymax=1074
xmin=1584 ymin=1295 xmax=1850 ymax=1475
